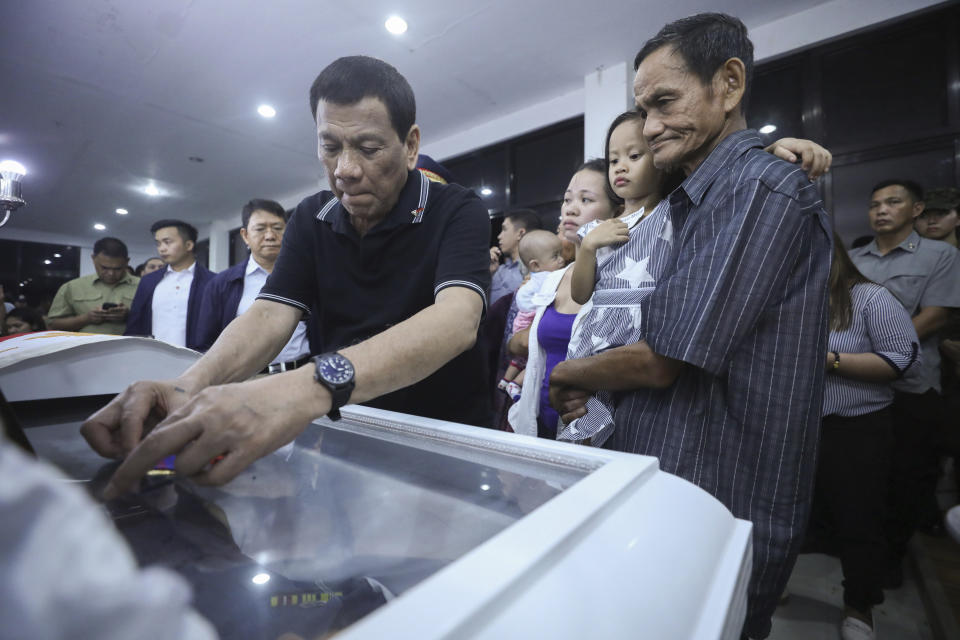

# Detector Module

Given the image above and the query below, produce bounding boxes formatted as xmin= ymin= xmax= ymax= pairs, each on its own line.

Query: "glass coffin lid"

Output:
xmin=24 ymin=404 xmax=751 ymax=640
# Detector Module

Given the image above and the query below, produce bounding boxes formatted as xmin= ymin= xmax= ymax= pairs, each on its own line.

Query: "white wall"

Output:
xmin=583 ymin=62 xmax=632 ymax=161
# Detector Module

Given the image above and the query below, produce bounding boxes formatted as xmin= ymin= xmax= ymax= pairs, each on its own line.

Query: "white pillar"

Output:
xmin=583 ymin=61 xmax=632 ymax=161
xmin=207 ymin=218 xmax=233 ymax=272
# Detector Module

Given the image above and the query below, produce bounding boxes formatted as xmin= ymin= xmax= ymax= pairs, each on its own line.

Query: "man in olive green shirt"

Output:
xmin=47 ymin=237 xmax=140 ymax=335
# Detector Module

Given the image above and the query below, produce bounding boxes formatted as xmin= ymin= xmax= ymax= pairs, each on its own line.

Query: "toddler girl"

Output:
xmin=557 ymin=111 xmax=677 ymax=445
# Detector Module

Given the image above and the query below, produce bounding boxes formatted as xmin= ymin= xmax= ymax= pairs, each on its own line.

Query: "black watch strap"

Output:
xmin=312 ymin=353 xmax=355 ymax=421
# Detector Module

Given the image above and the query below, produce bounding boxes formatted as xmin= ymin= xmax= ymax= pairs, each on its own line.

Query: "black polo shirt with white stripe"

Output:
xmin=258 ymin=169 xmax=491 ymax=426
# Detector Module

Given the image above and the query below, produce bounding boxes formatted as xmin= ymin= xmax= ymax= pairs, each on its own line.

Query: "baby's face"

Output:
xmin=530 ymin=242 xmax=566 ymax=272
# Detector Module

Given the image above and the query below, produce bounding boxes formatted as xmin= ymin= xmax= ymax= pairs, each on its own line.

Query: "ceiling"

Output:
xmin=0 ymin=0 xmax=836 ymax=246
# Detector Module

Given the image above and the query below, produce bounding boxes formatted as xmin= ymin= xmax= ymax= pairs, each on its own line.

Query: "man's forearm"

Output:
xmin=178 ymin=300 xmax=297 ymax=390
xmin=339 ymin=287 xmax=481 ymax=405
xmin=550 ymin=340 xmax=682 ymax=392
xmin=47 ymin=314 xmax=91 ymax=331
xmin=913 ymin=306 xmax=949 ymax=340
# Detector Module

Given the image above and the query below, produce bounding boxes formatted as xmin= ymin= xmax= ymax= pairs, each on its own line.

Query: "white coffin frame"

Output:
xmin=334 ymin=405 xmax=752 ymax=640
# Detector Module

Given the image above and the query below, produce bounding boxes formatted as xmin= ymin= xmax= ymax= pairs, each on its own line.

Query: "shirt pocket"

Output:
xmin=70 ymin=290 xmax=105 ymax=310
xmin=884 ymin=272 xmax=926 ymax=314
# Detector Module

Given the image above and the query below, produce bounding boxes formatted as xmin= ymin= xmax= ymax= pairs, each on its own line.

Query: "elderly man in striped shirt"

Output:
xmin=549 ymin=13 xmax=832 ymax=640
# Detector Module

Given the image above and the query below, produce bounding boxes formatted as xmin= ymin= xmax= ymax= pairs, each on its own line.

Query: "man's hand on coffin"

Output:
xmin=81 ymin=379 xmax=195 ymax=459
xmin=99 ymin=366 xmax=328 ymax=498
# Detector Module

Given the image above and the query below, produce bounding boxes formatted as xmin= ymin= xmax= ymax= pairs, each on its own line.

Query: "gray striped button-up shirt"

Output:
xmin=611 ymin=129 xmax=832 ymax=639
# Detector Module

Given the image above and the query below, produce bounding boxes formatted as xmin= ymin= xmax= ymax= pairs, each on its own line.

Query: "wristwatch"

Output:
xmin=312 ymin=352 xmax=355 ymax=421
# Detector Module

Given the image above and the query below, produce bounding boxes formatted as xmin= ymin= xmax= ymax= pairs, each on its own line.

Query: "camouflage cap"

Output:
xmin=922 ymin=187 xmax=960 ymax=214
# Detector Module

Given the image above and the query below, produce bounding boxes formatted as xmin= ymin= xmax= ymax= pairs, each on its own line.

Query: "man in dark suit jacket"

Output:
xmin=196 ymin=200 xmax=319 ymax=369
xmin=126 ymin=219 xmax=216 ymax=351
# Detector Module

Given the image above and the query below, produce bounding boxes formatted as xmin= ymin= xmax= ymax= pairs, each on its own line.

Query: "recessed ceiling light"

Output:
xmin=53 ymin=253 xmax=62 ymax=258
xmin=480 ymin=187 xmax=493 ymax=197
xmin=144 ymin=184 xmax=160 ymax=197
xmin=251 ymin=573 xmax=270 ymax=585
xmin=257 ymin=104 xmax=276 ymax=118
xmin=759 ymin=124 xmax=777 ymax=134
xmin=385 ymin=16 xmax=407 ymax=34
xmin=116 ymin=208 xmax=128 ymax=215
xmin=93 ymin=223 xmax=106 ymax=231
xmin=43 ymin=259 xmax=52 ymax=265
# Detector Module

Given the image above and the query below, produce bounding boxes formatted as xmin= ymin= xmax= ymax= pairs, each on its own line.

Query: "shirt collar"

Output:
xmin=93 ymin=272 xmax=135 ymax=287
xmin=244 ymin=256 xmax=268 ymax=277
xmin=864 ymin=230 xmax=922 ymax=256
xmin=678 ymin=129 xmax=763 ymax=207
xmin=164 ymin=260 xmax=196 ymax=276
xmin=316 ymin=169 xmax=431 ymax=234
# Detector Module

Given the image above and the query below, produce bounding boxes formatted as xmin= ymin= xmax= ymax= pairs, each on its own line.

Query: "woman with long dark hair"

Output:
xmin=805 ymin=236 xmax=919 ymax=640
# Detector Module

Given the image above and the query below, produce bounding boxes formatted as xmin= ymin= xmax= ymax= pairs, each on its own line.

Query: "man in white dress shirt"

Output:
xmin=196 ymin=199 xmax=317 ymax=370
xmin=125 ymin=219 xmax=216 ymax=350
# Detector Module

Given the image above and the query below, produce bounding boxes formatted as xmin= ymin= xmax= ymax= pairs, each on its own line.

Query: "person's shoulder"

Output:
xmin=138 ymin=269 xmax=165 ymax=287
xmin=53 ymin=275 xmax=85 ymax=298
xmin=859 ymin=282 xmax=910 ymax=318
xmin=209 ymin=260 xmax=245 ymax=284
xmin=853 ymin=281 xmax=888 ymax=303
xmin=917 ymin=236 xmax=959 ymax=259
xmin=430 ymin=180 xmax=478 ymax=201
xmin=291 ymin=190 xmax=337 ymax=221
xmin=740 ymin=147 xmax=819 ymax=200
xmin=70 ymin=274 xmax=98 ymax=287
xmin=58 ymin=274 xmax=95 ymax=294
xmin=426 ymin=181 xmax=483 ymax=215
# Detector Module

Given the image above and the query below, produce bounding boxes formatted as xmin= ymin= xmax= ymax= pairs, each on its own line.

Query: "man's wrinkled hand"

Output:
xmin=98 ymin=373 xmax=326 ymax=499
xmin=549 ymin=385 xmax=590 ymax=425
xmin=81 ymin=380 xmax=194 ymax=459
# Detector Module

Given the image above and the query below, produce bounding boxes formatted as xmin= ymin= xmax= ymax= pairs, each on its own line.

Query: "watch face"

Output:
xmin=319 ymin=354 xmax=354 ymax=385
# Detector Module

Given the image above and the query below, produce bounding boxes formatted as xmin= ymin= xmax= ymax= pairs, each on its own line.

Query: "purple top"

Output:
xmin=537 ymin=304 xmax=578 ymax=437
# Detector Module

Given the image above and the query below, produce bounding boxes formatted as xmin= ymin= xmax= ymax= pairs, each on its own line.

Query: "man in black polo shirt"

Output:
xmin=81 ymin=56 xmax=491 ymax=495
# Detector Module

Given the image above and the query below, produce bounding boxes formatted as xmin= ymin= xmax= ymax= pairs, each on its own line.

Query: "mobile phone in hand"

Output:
xmin=101 ymin=302 xmax=118 ymax=310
